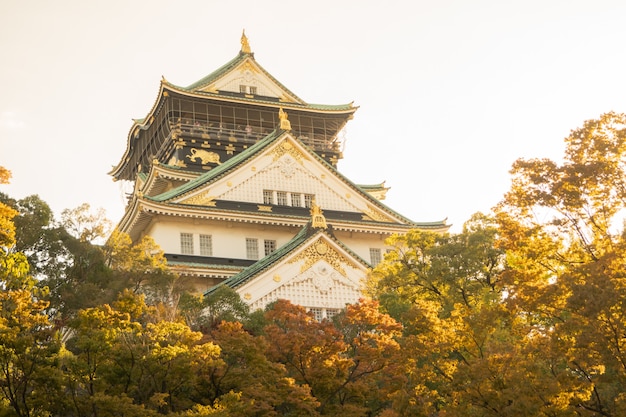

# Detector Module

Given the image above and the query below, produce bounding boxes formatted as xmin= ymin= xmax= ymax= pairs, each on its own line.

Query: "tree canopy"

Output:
xmin=1 ymin=112 xmax=626 ymax=416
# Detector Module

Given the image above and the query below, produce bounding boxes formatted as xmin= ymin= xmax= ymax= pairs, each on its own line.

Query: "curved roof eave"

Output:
xmin=207 ymin=224 xmax=371 ymax=294
xmin=162 ymin=81 xmax=357 ymax=114
xmin=141 ymin=129 xmax=449 ymax=230
xmin=109 ymin=81 xmax=170 ymax=178
xmin=120 ymin=196 xmax=437 ymax=235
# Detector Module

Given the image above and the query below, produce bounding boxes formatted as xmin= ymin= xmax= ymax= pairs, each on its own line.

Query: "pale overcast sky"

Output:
xmin=1 ymin=0 xmax=626 ymax=232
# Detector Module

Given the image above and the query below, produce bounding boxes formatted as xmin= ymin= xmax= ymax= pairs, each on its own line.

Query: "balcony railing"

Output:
xmin=168 ymin=119 xmax=341 ymax=153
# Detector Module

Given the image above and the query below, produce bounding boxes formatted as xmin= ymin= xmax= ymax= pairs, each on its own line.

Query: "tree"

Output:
xmin=0 ymin=168 xmax=17 ymax=250
xmin=366 ymin=214 xmax=575 ymax=416
xmin=329 ymin=299 xmax=403 ymax=415
xmin=264 ymin=299 xmax=404 ymax=416
xmin=61 ymin=203 xmax=111 ymax=244
xmin=0 ymin=196 xmax=124 ymax=324
xmin=367 ymin=213 xmax=505 ymax=319
xmin=495 ymin=112 xmax=626 ymax=415
xmin=179 ymin=286 xmax=251 ymax=332
xmin=0 ymin=168 xmax=61 ymax=417
xmin=197 ymin=320 xmax=319 ymax=416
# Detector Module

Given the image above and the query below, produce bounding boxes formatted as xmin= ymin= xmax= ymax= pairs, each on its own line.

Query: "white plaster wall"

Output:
xmin=333 ymin=230 xmax=392 ymax=265
xmin=146 ymin=218 xmax=300 ymax=258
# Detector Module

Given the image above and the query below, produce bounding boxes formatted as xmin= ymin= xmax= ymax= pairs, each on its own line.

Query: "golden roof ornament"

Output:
xmin=240 ymin=30 xmax=251 ymax=54
xmin=279 ymin=107 xmax=291 ymax=130
xmin=310 ymin=201 xmax=327 ymax=229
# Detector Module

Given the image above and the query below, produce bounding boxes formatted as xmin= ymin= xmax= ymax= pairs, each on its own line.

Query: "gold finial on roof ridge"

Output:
xmin=279 ymin=107 xmax=291 ymax=130
xmin=310 ymin=200 xmax=327 ymax=229
xmin=240 ymin=29 xmax=251 ymax=54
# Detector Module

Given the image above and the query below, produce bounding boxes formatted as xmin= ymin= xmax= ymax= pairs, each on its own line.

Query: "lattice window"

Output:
xmin=180 ymin=233 xmax=194 ymax=255
xmin=246 ymin=238 xmax=259 ymax=260
xmin=199 ymin=234 xmax=213 ymax=256
xmin=221 ymin=166 xmax=355 ymax=213
xmin=291 ymin=192 xmax=302 ymax=207
xmin=249 ymin=86 xmax=257 ymax=95
xmin=276 ymin=191 xmax=288 ymax=206
xmin=326 ymin=309 xmax=340 ymax=320
xmin=264 ymin=240 xmax=277 ymax=256
xmin=263 ymin=190 xmax=273 ymax=205
xmin=370 ymin=248 xmax=382 ymax=266
xmin=239 ymin=85 xmax=247 ymax=93
xmin=304 ymin=194 xmax=314 ymax=208
xmin=249 ymin=276 xmax=362 ymax=314
xmin=309 ymin=308 xmax=323 ymax=321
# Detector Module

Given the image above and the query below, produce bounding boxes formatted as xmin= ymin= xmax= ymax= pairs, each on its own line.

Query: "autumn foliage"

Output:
xmin=1 ymin=112 xmax=626 ymax=416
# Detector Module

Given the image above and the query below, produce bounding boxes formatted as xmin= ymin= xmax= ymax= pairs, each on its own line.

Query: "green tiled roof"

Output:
xmin=205 ymin=222 xmax=371 ymax=295
xmin=167 ymin=261 xmax=245 ymax=271
xmin=212 ymin=223 xmax=311 ymax=292
xmin=145 ymin=129 xmax=447 ymax=230
xmin=165 ymin=52 xmax=355 ymax=113
xmin=358 ymin=182 xmax=387 ymax=190
xmin=176 ymin=51 xmax=304 ymax=105
xmin=184 ymin=54 xmax=245 ymax=91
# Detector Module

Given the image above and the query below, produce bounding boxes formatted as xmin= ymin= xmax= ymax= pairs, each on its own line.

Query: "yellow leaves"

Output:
xmin=192 ymin=341 xmax=221 ymax=362
xmin=105 ymin=229 xmax=168 ymax=273
xmin=146 ymin=320 xmax=203 ymax=349
xmin=0 ymin=166 xmax=16 ymax=248
xmin=0 ymin=202 xmax=17 ymax=249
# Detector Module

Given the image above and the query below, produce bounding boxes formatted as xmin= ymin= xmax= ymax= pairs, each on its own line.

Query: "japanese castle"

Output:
xmin=110 ymin=32 xmax=448 ymax=319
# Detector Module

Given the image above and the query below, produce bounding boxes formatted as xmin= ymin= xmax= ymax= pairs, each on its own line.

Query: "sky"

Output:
xmin=1 ymin=0 xmax=626 ymax=233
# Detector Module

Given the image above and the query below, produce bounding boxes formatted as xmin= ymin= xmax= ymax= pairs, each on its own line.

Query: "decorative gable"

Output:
xmin=168 ymin=132 xmax=399 ymax=223
xmin=188 ymin=32 xmax=302 ymax=103
xmin=235 ymin=233 xmax=368 ymax=312
xmin=195 ymin=57 xmax=298 ymax=103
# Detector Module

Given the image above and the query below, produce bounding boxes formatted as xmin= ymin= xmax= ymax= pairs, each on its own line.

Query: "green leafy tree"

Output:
xmin=0 ymin=168 xmax=61 ymax=417
xmin=7 ymin=195 xmax=69 ymax=281
xmin=367 ymin=214 xmax=566 ymax=416
xmin=61 ymin=203 xmax=111 ymax=245
xmin=179 ymin=286 xmax=251 ymax=332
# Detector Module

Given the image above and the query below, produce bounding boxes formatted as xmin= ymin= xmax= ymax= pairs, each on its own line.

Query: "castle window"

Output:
xmin=309 ymin=308 xmax=323 ymax=321
xmin=263 ymin=190 xmax=313 ymax=207
xmin=264 ymin=239 xmax=277 ymax=256
xmin=326 ymin=309 xmax=340 ymax=320
xmin=239 ymin=85 xmax=247 ymax=94
xmin=291 ymin=193 xmax=302 ymax=207
xmin=369 ymin=248 xmax=382 ymax=266
xmin=180 ymin=233 xmax=194 ymax=255
xmin=276 ymin=191 xmax=288 ymax=206
xmin=304 ymin=194 xmax=315 ymax=208
xmin=199 ymin=234 xmax=213 ymax=256
xmin=249 ymin=86 xmax=257 ymax=95
xmin=246 ymin=238 xmax=259 ymax=260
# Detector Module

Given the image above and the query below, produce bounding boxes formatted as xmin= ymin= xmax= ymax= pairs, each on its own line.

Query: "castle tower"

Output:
xmin=110 ymin=33 xmax=448 ymax=318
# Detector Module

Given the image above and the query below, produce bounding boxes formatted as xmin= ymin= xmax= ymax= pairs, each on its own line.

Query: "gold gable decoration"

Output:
xmin=271 ymin=139 xmax=306 ymax=164
xmin=289 ymin=238 xmax=350 ymax=277
xmin=240 ymin=30 xmax=252 ymax=54
xmin=279 ymin=107 xmax=291 ymax=130
xmin=310 ymin=201 xmax=327 ymax=229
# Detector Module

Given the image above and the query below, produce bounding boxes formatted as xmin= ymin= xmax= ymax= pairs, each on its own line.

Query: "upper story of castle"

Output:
xmin=110 ymin=31 xmax=358 ymax=182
